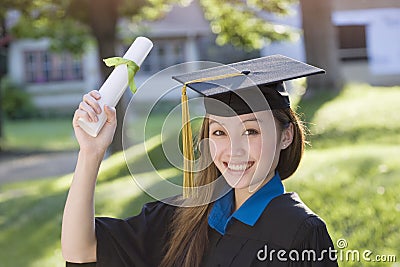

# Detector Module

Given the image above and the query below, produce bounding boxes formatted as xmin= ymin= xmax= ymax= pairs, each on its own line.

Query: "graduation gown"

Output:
xmin=66 ymin=192 xmax=338 ymax=267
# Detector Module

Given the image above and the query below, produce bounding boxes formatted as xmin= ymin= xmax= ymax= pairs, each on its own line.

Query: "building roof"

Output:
xmin=142 ymin=0 xmax=211 ymax=37
xmin=334 ymin=0 xmax=400 ymax=11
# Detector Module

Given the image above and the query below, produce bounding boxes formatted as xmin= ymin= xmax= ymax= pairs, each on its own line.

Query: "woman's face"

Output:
xmin=208 ymin=110 xmax=287 ymax=191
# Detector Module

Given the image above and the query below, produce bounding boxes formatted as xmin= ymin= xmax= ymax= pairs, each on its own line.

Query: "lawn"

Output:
xmin=1 ymin=117 xmax=78 ymax=151
xmin=0 ymin=83 xmax=399 ymax=266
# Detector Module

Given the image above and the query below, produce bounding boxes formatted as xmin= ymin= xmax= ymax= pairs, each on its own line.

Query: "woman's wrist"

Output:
xmin=78 ymin=147 xmax=106 ymax=162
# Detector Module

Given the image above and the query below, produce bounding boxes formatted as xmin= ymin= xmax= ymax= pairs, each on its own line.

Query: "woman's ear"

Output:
xmin=280 ymin=123 xmax=294 ymax=150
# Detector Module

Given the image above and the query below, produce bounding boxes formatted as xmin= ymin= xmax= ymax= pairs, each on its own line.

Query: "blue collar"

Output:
xmin=208 ymin=173 xmax=284 ymax=235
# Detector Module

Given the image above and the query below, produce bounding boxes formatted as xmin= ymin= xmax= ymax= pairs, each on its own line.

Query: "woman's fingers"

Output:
xmin=83 ymin=92 xmax=102 ymax=115
xmin=73 ymin=91 xmax=117 ymax=135
xmin=104 ymin=105 xmax=116 ymax=124
xmin=75 ymin=90 xmax=103 ymax=123
xmin=73 ymin=109 xmax=92 ymax=126
xmin=74 ymin=104 xmax=116 ymax=124
xmin=89 ymin=90 xmax=101 ymax=100
xmin=79 ymin=101 xmax=98 ymax=122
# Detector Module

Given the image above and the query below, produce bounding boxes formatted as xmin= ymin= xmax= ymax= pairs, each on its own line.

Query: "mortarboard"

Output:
xmin=173 ymin=54 xmax=325 ymax=116
xmin=172 ymin=55 xmax=325 ymax=197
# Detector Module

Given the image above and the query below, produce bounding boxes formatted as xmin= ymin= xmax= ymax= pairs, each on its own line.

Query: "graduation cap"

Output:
xmin=172 ymin=55 xmax=325 ymax=197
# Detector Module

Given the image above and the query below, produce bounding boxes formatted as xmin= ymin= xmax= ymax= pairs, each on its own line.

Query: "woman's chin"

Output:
xmin=224 ymin=173 xmax=271 ymax=191
xmin=224 ymin=174 xmax=253 ymax=189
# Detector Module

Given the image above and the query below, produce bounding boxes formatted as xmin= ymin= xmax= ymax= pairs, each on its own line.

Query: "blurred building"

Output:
xmin=262 ymin=0 xmax=400 ymax=86
xmin=5 ymin=1 xmax=257 ymax=114
xmin=5 ymin=0 xmax=400 ymax=114
xmin=333 ymin=0 xmax=400 ymax=86
xmin=7 ymin=38 xmax=100 ymax=115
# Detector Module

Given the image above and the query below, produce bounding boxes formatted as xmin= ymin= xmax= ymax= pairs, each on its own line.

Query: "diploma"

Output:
xmin=77 ymin=36 xmax=153 ymax=137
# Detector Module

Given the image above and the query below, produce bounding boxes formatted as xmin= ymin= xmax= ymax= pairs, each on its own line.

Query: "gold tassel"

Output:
xmin=180 ymin=72 xmax=246 ymax=198
xmin=182 ymin=84 xmax=194 ymax=198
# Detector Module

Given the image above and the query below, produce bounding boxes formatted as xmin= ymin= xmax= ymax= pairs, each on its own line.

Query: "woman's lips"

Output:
xmin=223 ymin=161 xmax=255 ymax=172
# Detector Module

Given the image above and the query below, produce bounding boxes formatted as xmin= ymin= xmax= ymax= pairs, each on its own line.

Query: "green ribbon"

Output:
xmin=103 ymin=57 xmax=140 ymax=94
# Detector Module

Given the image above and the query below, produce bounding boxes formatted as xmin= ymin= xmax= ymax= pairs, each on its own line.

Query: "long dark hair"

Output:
xmin=272 ymin=108 xmax=306 ymax=179
xmin=161 ymin=108 xmax=305 ymax=267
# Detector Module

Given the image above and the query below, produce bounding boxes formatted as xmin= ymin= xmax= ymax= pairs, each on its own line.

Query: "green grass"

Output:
xmin=1 ymin=117 xmax=78 ymax=151
xmin=0 ymin=84 xmax=399 ymax=266
xmin=297 ymin=84 xmax=400 ymax=148
xmin=286 ymin=145 xmax=400 ymax=265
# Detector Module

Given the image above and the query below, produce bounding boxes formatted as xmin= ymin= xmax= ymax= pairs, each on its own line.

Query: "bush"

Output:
xmin=0 ymin=77 xmax=37 ymax=119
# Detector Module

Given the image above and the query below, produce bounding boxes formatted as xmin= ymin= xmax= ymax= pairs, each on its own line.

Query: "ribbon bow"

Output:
xmin=103 ymin=57 xmax=140 ymax=94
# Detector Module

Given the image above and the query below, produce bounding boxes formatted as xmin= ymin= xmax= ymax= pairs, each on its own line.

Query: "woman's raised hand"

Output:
xmin=72 ymin=90 xmax=117 ymax=155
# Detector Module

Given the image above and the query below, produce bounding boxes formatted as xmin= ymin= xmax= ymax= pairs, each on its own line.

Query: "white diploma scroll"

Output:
xmin=77 ymin=36 xmax=153 ymax=137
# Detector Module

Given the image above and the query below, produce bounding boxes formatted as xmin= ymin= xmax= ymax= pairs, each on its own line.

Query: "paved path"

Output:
xmin=0 ymin=151 xmax=78 ymax=184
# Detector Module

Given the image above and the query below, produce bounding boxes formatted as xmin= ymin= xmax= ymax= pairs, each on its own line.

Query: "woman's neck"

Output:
xmin=233 ymin=172 xmax=275 ymax=211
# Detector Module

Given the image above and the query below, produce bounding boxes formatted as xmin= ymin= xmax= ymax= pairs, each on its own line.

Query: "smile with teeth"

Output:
xmin=224 ymin=161 xmax=255 ymax=171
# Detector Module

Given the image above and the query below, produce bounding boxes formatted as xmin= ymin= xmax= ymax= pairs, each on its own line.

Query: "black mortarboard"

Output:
xmin=173 ymin=54 xmax=325 ymax=116
xmin=172 ymin=55 xmax=325 ymax=197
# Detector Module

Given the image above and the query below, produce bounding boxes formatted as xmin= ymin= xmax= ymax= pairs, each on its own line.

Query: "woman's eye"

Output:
xmin=244 ymin=129 xmax=259 ymax=135
xmin=212 ymin=130 xmax=225 ymax=136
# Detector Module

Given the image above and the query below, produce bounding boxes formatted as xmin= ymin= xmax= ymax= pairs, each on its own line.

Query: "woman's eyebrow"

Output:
xmin=209 ymin=120 xmax=224 ymax=126
xmin=209 ymin=118 xmax=262 ymax=126
xmin=242 ymin=118 xmax=263 ymax=123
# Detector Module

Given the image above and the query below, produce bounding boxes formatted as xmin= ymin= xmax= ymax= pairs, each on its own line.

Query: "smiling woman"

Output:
xmin=62 ymin=55 xmax=338 ymax=267
xmin=208 ymin=112 xmax=284 ymax=193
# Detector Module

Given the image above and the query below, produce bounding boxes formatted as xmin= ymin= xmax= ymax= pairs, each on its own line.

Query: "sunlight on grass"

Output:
xmin=313 ymin=84 xmax=399 ymax=132
xmin=302 ymin=84 xmax=400 ymax=148
xmin=285 ymin=144 xmax=400 ymax=267
xmin=95 ymin=167 xmax=181 ymax=217
xmin=2 ymin=118 xmax=77 ymax=151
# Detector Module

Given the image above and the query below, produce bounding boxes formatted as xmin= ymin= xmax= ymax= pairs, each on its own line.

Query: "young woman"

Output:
xmin=62 ymin=55 xmax=338 ymax=267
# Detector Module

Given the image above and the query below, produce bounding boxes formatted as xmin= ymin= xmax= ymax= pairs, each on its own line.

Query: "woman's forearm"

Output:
xmin=63 ymin=90 xmax=117 ymax=262
xmin=61 ymin=149 xmax=104 ymax=263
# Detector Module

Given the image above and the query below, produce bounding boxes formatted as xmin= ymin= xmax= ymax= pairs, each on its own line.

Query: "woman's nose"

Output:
xmin=229 ymin=135 xmax=248 ymax=157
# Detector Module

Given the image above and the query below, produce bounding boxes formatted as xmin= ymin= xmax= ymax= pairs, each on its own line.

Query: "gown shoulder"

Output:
xmin=66 ymin=198 xmax=178 ymax=267
xmin=223 ymin=192 xmax=338 ymax=266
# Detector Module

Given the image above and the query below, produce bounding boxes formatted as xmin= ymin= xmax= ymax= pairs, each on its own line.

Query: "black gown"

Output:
xmin=66 ymin=192 xmax=338 ymax=267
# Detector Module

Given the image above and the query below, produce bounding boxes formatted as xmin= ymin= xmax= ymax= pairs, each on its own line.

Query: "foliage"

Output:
xmin=8 ymin=0 xmax=91 ymax=55
xmin=200 ymin=0 xmax=297 ymax=50
xmin=0 ymin=77 xmax=37 ymax=120
xmin=124 ymin=0 xmax=180 ymax=20
xmin=3 ymin=0 xmax=299 ymax=153
xmin=5 ymin=0 xmax=297 ymax=53
xmin=12 ymin=16 xmax=91 ymax=55
xmin=0 ymin=0 xmax=33 ymax=18
xmin=5 ymin=0 xmax=178 ymax=55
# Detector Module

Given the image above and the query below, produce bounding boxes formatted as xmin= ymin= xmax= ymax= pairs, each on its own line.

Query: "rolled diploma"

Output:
xmin=77 ymin=37 xmax=153 ymax=137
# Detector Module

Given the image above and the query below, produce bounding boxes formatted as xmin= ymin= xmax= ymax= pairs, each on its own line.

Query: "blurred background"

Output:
xmin=0 ymin=0 xmax=399 ymax=266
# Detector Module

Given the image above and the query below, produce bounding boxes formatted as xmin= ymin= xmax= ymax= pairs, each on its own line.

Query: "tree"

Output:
xmin=0 ymin=13 xmax=15 ymax=150
xmin=299 ymin=0 xmax=343 ymax=91
xmin=199 ymin=0 xmax=297 ymax=50
xmin=0 ymin=19 xmax=5 ymax=150
xmin=7 ymin=0 xmax=171 ymax=153
xmin=5 ymin=0 xmax=296 ymax=153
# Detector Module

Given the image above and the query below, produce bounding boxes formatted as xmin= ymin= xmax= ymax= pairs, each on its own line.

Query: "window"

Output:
xmin=24 ymin=50 xmax=84 ymax=83
xmin=337 ymin=25 xmax=368 ymax=61
xmin=140 ymin=39 xmax=185 ymax=74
